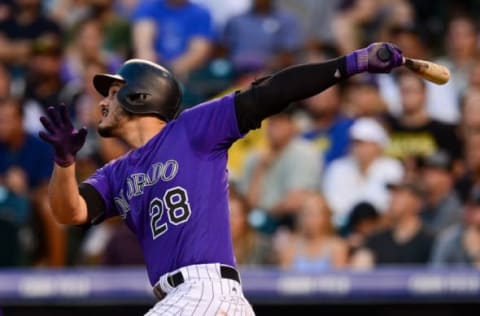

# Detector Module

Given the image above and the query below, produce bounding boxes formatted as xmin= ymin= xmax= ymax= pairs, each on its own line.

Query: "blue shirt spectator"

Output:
xmin=223 ymin=0 xmax=302 ymax=74
xmin=300 ymin=85 xmax=355 ymax=167
xmin=0 ymin=133 xmax=53 ymax=189
xmin=0 ymin=97 xmax=55 ymax=266
xmin=303 ymin=116 xmax=354 ymax=167
xmin=132 ymin=0 xmax=214 ymax=64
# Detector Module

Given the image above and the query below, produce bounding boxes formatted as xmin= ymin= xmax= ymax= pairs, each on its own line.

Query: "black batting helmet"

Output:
xmin=93 ymin=59 xmax=182 ymax=121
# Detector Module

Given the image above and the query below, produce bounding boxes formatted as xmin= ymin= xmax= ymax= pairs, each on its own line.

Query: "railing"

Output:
xmin=0 ymin=266 xmax=479 ymax=305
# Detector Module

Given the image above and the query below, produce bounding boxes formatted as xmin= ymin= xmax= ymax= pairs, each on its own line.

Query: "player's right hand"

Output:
xmin=39 ymin=105 xmax=87 ymax=168
xmin=346 ymin=42 xmax=403 ymax=75
xmin=365 ymin=42 xmax=403 ymax=73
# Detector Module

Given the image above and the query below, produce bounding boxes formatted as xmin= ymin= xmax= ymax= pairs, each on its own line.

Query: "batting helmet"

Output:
xmin=93 ymin=59 xmax=182 ymax=121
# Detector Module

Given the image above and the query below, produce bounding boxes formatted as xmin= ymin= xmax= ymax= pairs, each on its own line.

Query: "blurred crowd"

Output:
xmin=1 ymin=0 xmax=480 ymax=271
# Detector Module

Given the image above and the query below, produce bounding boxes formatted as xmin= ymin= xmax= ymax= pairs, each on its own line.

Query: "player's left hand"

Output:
xmin=346 ymin=42 xmax=403 ymax=75
xmin=38 ymin=105 xmax=87 ymax=168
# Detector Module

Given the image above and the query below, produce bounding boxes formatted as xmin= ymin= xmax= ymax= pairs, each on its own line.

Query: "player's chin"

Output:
xmin=97 ymin=124 xmax=115 ymax=138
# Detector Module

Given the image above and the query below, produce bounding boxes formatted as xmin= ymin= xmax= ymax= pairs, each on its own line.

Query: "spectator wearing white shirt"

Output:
xmin=322 ymin=118 xmax=404 ymax=228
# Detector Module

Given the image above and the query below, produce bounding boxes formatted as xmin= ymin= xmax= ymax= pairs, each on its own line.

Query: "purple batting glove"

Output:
xmin=346 ymin=42 xmax=403 ymax=75
xmin=38 ymin=105 xmax=87 ymax=167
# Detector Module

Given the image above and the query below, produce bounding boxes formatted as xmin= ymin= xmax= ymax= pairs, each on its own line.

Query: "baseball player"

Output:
xmin=39 ymin=42 xmax=403 ymax=315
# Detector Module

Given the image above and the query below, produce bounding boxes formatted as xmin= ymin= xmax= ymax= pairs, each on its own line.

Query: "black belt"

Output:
xmin=154 ymin=265 xmax=240 ymax=300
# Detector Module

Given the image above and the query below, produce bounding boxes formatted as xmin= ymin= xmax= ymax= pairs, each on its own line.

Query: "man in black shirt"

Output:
xmin=354 ymin=180 xmax=433 ymax=266
xmin=384 ymin=70 xmax=462 ymax=173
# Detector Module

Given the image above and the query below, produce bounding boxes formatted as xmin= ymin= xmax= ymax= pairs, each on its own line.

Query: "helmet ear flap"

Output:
xmin=125 ymin=92 xmax=152 ymax=106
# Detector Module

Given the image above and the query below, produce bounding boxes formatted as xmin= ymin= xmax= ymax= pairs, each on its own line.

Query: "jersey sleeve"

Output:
xmin=82 ymin=162 xmax=118 ymax=221
xmin=180 ymin=92 xmax=244 ymax=154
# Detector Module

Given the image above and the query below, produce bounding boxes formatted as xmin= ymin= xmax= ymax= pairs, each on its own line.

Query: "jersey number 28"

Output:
xmin=149 ymin=186 xmax=192 ymax=239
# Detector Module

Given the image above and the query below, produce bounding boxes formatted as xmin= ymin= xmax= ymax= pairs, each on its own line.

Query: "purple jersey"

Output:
xmin=84 ymin=93 xmax=243 ymax=285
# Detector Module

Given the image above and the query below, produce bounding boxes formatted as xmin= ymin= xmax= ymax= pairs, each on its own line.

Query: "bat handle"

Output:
xmin=376 ymin=45 xmax=392 ymax=62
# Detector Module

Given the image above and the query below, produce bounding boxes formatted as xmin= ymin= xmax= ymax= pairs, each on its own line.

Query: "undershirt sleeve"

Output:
xmin=79 ymin=182 xmax=107 ymax=225
xmin=234 ymin=56 xmax=348 ymax=133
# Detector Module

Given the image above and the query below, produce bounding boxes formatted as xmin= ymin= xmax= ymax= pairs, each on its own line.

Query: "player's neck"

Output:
xmin=120 ymin=117 xmax=167 ymax=148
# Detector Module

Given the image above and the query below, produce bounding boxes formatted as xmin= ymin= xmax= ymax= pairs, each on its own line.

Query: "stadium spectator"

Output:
xmin=0 ymin=97 xmax=53 ymax=206
xmin=274 ymin=192 xmax=348 ymax=271
xmin=456 ymin=133 xmax=480 ymax=203
xmin=45 ymin=0 xmax=90 ymax=28
xmin=60 ymin=17 xmax=123 ymax=87
xmin=301 ymin=84 xmax=355 ymax=168
xmin=238 ymin=108 xmax=320 ymax=233
xmin=0 ymin=0 xmax=62 ymax=67
xmin=227 ymin=123 xmax=267 ymax=182
xmin=430 ymin=189 xmax=480 ymax=268
xmin=0 ymin=97 xmax=66 ymax=266
xmin=47 ymin=0 xmax=132 ymax=57
xmin=132 ymin=0 xmax=214 ymax=80
xmin=376 ymin=0 xmax=416 ymax=44
xmin=343 ymin=201 xmax=380 ymax=254
xmin=0 ymin=0 xmax=13 ymax=23
xmin=0 ymin=166 xmax=30 ymax=266
xmin=275 ymin=0 xmax=340 ymax=49
xmin=384 ymin=70 xmax=462 ymax=177
xmin=342 ymin=75 xmax=388 ymax=118
xmin=467 ymin=59 xmax=480 ymax=93
xmin=376 ymin=24 xmax=428 ymax=117
xmin=455 ymin=91 xmax=480 ymax=189
xmin=322 ymin=118 xmax=404 ymax=228
xmin=419 ymin=151 xmax=463 ymax=235
xmin=85 ymin=0 xmax=132 ymax=59
xmin=435 ymin=15 xmax=479 ymax=104
xmin=458 ymin=89 xmax=480 ymax=140
xmin=222 ymin=0 xmax=302 ymax=76
xmin=352 ymin=180 xmax=434 ymax=267
xmin=229 ymin=184 xmax=272 ymax=266
xmin=191 ymin=0 xmax=251 ymax=33
xmin=331 ymin=0 xmax=380 ymax=55
xmin=22 ymin=40 xmax=66 ymax=135
xmin=377 ymin=24 xmax=459 ymax=123
xmin=0 ymin=63 xmax=11 ymax=98
xmin=113 ymin=0 xmax=141 ymax=20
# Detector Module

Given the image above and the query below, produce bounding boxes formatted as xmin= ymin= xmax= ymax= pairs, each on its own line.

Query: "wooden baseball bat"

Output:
xmin=377 ymin=47 xmax=451 ymax=85
xmin=402 ymin=57 xmax=450 ymax=85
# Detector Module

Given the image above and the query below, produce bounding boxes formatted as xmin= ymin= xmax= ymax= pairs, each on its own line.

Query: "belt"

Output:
xmin=154 ymin=265 xmax=240 ymax=300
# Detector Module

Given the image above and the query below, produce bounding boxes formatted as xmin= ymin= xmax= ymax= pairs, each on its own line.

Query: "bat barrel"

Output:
xmin=404 ymin=58 xmax=450 ymax=85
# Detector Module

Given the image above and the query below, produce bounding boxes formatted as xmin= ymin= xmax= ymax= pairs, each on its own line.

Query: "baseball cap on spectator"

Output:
xmin=386 ymin=180 xmax=426 ymax=197
xmin=419 ymin=150 xmax=453 ymax=172
xmin=349 ymin=118 xmax=389 ymax=148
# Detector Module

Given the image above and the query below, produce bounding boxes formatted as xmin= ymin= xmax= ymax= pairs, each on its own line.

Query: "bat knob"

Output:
xmin=377 ymin=46 xmax=392 ymax=62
